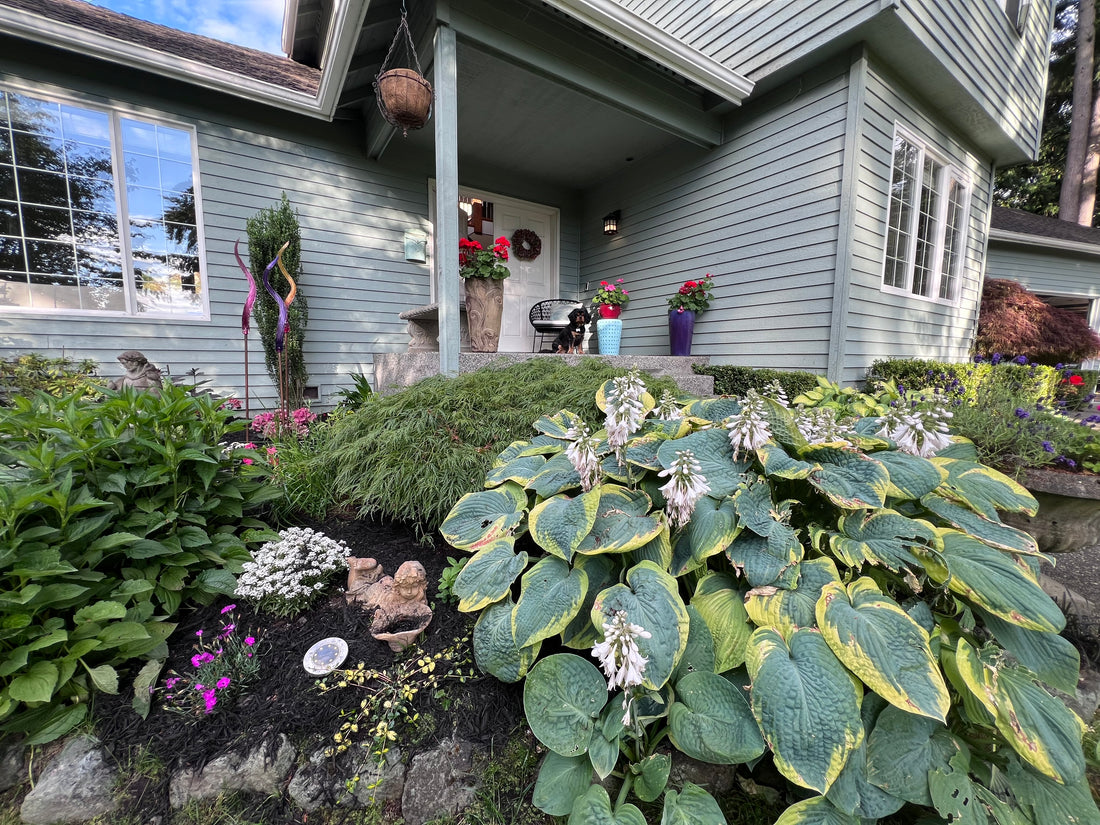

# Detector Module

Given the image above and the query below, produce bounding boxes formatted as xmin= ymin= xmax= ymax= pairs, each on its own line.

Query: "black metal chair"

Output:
xmin=529 ymin=299 xmax=584 ymax=352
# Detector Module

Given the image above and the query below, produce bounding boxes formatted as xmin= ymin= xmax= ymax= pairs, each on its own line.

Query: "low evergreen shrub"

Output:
xmin=0 ymin=353 xmax=100 ymax=405
xmin=691 ymin=364 xmax=820 ymax=399
xmin=867 ymin=357 xmax=1062 ymax=405
xmin=0 ymin=385 xmax=280 ymax=743
xmin=314 ymin=359 xmax=683 ymax=535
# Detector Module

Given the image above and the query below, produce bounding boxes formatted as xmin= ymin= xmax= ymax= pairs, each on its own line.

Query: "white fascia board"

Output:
xmin=315 ymin=0 xmax=372 ymax=118
xmin=282 ymin=0 xmax=300 ymax=58
xmin=541 ymin=0 xmax=754 ymax=104
xmin=989 ymin=227 xmax=1100 ymax=258
xmin=0 ymin=2 xmax=326 ymax=119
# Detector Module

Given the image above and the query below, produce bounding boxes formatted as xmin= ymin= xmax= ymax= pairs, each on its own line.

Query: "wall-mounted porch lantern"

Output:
xmin=603 ymin=210 xmax=621 ymax=236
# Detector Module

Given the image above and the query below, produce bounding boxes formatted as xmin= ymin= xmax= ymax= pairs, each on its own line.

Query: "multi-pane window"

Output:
xmin=0 ymin=87 xmax=205 ymax=316
xmin=882 ymin=127 xmax=970 ymax=304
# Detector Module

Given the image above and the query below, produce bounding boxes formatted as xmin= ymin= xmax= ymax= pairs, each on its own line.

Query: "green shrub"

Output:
xmin=443 ymin=375 xmax=1094 ymax=824
xmin=0 ymin=353 xmax=100 ymax=405
xmin=866 ymin=357 xmax=1062 ymax=405
xmin=312 ymin=359 xmax=683 ymax=535
xmin=692 ymin=364 xmax=820 ymax=399
xmin=0 ymin=385 xmax=280 ymax=744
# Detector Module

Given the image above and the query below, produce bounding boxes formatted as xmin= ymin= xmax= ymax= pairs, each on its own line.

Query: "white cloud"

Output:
xmin=87 ymin=0 xmax=287 ymax=55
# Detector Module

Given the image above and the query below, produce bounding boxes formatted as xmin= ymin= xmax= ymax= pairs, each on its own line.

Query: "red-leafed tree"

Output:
xmin=975 ymin=279 xmax=1100 ymax=363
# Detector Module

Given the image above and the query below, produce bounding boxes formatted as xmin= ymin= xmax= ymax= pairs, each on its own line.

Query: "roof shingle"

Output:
xmin=991 ymin=206 xmax=1100 ymax=247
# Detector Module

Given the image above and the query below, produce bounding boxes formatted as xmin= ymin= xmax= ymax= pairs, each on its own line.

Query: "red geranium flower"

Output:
xmin=1070 ymin=374 xmax=1085 ymax=385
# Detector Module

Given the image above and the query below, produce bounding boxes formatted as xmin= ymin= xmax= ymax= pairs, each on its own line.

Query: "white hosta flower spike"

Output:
xmin=605 ymin=369 xmax=647 ymax=450
xmin=565 ymin=423 xmax=602 ymax=492
xmin=657 ymin=449 xmax=711 ymax=528
xmin=591 ymin=610 xmax=651 ymax=693
xmin=725 ymin=389 xmax=772 ymax=460
xmin=878 ymin=397 xmax=953 ymax=458
xmin=654 ymin=390 xmax=684 ymax=421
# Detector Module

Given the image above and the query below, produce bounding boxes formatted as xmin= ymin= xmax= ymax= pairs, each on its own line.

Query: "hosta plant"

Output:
xmin=441 ymin=371 xmax=1097 ymax=825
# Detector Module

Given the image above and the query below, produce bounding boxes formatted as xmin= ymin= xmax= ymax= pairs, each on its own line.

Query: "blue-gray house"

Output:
xmin=0 ymin=0 xmax=1054 ymax=406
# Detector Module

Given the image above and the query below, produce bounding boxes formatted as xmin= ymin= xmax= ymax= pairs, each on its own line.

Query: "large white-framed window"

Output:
xmin=882 ymin=124 xmax=971 ymax=305
xmin=0 ymin=85 xmax=208 ymax=318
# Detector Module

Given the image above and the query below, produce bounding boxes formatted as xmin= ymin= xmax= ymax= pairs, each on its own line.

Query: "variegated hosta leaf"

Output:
xmin=828 ymin=509 xmax=934 ymax=573
xmin=512 ymin=557 xmax=588 ymax=649
xmin=871 ymin=450 xmax=947 ymax=500
xmin=930 ymin=529 xmax=1065 ymax=632
xmin=936 ymin=438 xmax=980 ymax=461
xmin=473 ymin=597 xmax=540 ymax=683
xmin=660 ymin=783 xmax=727 ymax=825
xmin=747 ymin=627 xmax=863 ymax=794
xmin=931 ymin=458 xmax=1039 ymax=519
xmin=533 ymin=410 xmax=587 ymax=439
xmin=668 ymin=671 xmax=765 ymax=764
xmin=745 ymin=556 xmax=842 ymax=638
xmin=598 ymin=452 xmax=633 ymax=483
xmin=527 ymin=453 xmax=583 ymax=498
xmin=532 ymin=752 xmax=594 ymax=816
xmin=592 ymin=561 xmax=689 ymax=690
xmin=726 ymin=525 xmax=803 ymax=588
xmin=568 ymin=784 xmax=646 ymax=825
xmin=773 ymin=796 xmax=861 ymax=825
xmin=929 ymin=751 xmax=985 ymax=825
xmin=561 ymin=554 xmax=618 ymax=649
xmin=620 ymin=435 xmax=664 ymax=472
xmin=453 ymin=538 xmax=528 ymax=612
xmin=529 ymin=488 xmax=602 ymax=562
xmin=976 ymin=607 xmax=1080 ymax=694
xmin=631 ymin=521 xmax=672 ymax=569
xmin=817 ymin=578 xmax=949 ymax=722
xmin=1006 ymin=754 xmax=1100 ymax=825
xmin=760 ymin=397 xmax=810 ymax=452
xmin=757 ymin=441 xmax=819 ymax=480
xmin=523 ymin=653 xmax=607 ymax=757
xmin=671 ymin=495 xmax=739 ymax=575
xmin=691 ymin=572 xmax=753 ymax=672
xmin=641 ymin=417 xmax=692 ymax=440
xmin=575 ymin=485 xmax=662 ymax=556
xmin=672 ymin=605 xmax=716 ymax=682
xmin=864 ymin=705 xmax=957 ymax=806
xmin=441 ymin=481 xmax=527 ymax=550
xmin=656 ymin=428 xmax=753 ymax=498
xmin=518 ymin=434 xmax=568 ymax=456
xmin=920 ymin=493 xmax=1044 ymax=557
xmin=631 ymin=753 xmax=671 ymax=803
xmin=588 ymin=701 xmax=624 ymax=780
xmin=485 ymin=441 xmax=548 ymax=487
xmin=682 ymin=397 xmax=742 ymax=424
xmin=955 ymin=640 xmax=1085 ymax=785
xmin=733 ymin=479 xmax=773 ymax=535
xmin=804 ymin=447 xmax=889 ymax=510
xmin=825 ymin=738 xmax=905 ymax=819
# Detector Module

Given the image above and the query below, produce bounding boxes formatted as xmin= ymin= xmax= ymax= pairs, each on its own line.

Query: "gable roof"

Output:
xmin=0 ymin=0 xmax=328 ymax=115
xmin=990 ymin=206 xmax=1100 ymax=253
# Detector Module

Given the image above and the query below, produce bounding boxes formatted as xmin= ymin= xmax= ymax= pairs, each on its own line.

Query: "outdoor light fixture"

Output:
xmin=603 ymin=210 xmax=621 ymax=235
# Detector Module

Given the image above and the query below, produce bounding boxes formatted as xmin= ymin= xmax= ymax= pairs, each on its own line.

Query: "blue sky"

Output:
xmin=86 ymin=0 xmax=286 ymax=55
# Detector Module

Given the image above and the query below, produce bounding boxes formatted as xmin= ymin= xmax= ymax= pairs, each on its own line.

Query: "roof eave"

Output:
xmin=989 ymin=227 xmax=1100 ymax=258
xmin=539 ymin=0 xmax=754 ymax=104
xmin=0 ymin=2 xmax=328 ymax=119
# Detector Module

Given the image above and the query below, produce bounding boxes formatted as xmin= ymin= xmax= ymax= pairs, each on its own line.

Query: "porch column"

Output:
xmin=434 ymin=17 xmax=460 ymax=376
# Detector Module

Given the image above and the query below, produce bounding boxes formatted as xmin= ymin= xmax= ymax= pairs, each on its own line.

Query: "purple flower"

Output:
xmin=219 ymin=624 xmax=236 ymax=639
xmin=1014 ymin=355 xmax=1028 ymax=365
xmin=1056 ymin=363 xmax=1064 ymax=370
xmin=1014 ymin=408 xmax=1029 ymax=420
xmin=221 ymin=604 xmax=236 ymax=614
xmin=1057 ymin=456 xmax=1077 ymax=469
xmin=216 ymin=677 xmax=231 ymax=690
xmin=992 ymin=353 xmax=1003 ymax=365
xmin=191 ymin=652 xmax=215 ymax=668
xmin=203 ymin=689 xmax=217 ymax=713
xmin=195 ymin=630 xmax=203 ymax=637
xmin=972 ymin=355 xmax=983 ymax=364
xmin=165 ymin=677 xmax=180 ymax=689
xmin=1042 ymin=441 xmax=1055 ymax=453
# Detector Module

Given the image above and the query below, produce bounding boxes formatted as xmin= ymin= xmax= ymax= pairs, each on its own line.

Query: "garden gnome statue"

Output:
xmin=108 ymin=350 xmax=163 ymax=395
xmin=358 ymin=560 xmax=433 ymax=651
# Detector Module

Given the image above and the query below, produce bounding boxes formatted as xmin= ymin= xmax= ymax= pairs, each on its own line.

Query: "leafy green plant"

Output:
xmin=691 ymin=365 xmax=820 ymax=400
xmin=442 ymin=373 xmax=1095 ymax=825
xmin=333 ymin=374 xmax=375 ymax=410
xmin=247 ymin=192 xmax=309 ymax=407
xmin=867 ymin=357 xmax=1062 ymax=406
xmin=0 ymin=353 xmax=100 ymax=405
xmin=0 ymin=385 xmax=280 ymax=744
xmin=313 ymin=359 xmax=683 ymax=536
xmin=437 ymin=557 xmax=469 ymax=605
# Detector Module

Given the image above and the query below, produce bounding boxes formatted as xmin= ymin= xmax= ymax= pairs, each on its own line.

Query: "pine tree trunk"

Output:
xmin=1079 ymin=72 xmax=1100 ymax=225
xmin=1060 ymin=0 xmax=1096 ymax=222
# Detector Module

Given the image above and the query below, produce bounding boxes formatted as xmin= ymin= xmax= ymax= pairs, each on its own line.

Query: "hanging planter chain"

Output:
xmin=374 ymin=9 xmax=434 ymax=137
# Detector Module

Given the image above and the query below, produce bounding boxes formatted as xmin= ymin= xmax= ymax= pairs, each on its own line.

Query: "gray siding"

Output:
xmin=986 ymin=244 xmax=1100 ymax=301
xmin=580 ymin=62 xmax=850 ymax=371
xmin=841 ymin=58 xmax=992 ymax=384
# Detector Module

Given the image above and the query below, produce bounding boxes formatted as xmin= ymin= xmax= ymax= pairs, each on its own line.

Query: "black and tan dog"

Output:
xmin=553 ymin=306 xmax=592 ymax=354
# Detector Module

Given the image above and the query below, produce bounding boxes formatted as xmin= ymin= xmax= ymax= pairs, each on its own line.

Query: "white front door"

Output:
xmin=430 ymin=184 xmax=560 ymax=352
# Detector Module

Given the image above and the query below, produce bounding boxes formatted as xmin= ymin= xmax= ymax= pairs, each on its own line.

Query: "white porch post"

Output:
xmin=434 ymin=16 xmax=460 ymax=376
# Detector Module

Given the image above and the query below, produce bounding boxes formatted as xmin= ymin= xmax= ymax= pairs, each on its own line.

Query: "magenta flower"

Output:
xmin=219 ymin=624 xmax=236 ymax=639
xmin=191 ymin=652 xmax=215 ymax=668
xmin=244 ymin=636 xmax=256 ymax=646
xmin=165 ymin=677 xmax=180 ymax=689
xmin=216 ymin=677 xmax=231 ymax=690
xmin=196 ymin=629 xmax=203 ymax=637
xmin=221 ymin=604 xmax=236 ymax=614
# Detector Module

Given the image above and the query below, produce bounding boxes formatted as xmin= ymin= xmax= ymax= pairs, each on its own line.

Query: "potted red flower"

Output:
xmin=667 ymin=273 xmax=715 ymax=356
xmin=591 ymin=279 xmax=630 ymax=319
xmin=459 ymin=236 xmax=511 ymax=352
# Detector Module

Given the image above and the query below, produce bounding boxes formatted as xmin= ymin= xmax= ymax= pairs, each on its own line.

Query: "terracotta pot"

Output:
xmin=371 ymin=609 xmax=432 ymax=652
xmin=598 ymin=304 xmax=622 ymax=319
xmin=669 ymin=309 xmax=695 ymax=356
xmin=1001 ymin=469 xmax=1100 ymax=554
xmin=463 ymin=277 xmax=505 ymax=352
xmin=376 ymin=68 xmax=433 ymax=135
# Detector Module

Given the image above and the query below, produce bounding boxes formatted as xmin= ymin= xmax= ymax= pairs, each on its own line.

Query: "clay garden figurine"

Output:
xmin=355 ymin=560 xmax=432 ymax=651
xmin=108 ymin=350 xmax=163 ymax=395
xmin=345 ymin=557 xmax=384 ymax=604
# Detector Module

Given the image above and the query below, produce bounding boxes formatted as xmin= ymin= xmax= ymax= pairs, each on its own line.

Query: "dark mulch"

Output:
xmin=92 ymin=514 xmax=525 ymax=822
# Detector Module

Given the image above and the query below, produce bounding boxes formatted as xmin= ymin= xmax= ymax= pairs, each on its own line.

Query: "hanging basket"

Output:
xmin=374 ymin=14 xmax=433 ymax=137
xmin=376 ymin=68 xmax=433 ymax=136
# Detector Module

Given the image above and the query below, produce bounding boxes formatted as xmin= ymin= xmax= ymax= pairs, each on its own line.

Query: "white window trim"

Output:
xmin=0 ymin=80 xmax=211 ymax=321
xmin=880 ymin=123 xmax=971 ymax=308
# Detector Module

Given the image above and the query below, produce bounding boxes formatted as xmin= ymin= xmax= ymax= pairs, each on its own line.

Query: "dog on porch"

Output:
xmin=553 ymin=306 xmax=592 ymax=354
